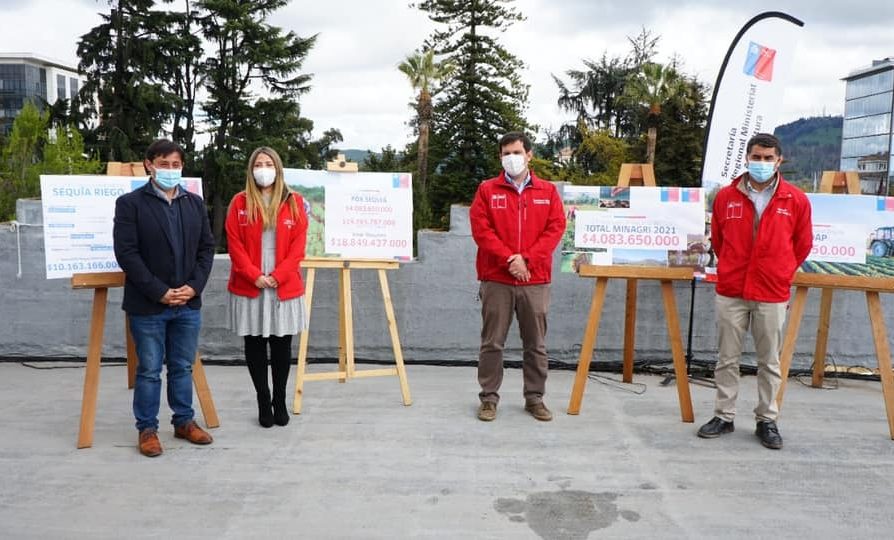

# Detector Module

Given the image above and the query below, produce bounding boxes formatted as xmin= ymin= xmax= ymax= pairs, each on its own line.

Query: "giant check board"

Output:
xmin=284 ymin=169 xmax=413 ymax=260
xmin=40 ymin=175 xmax=202 ymax=279
xmin=561 ymin=186 xmax=707 ymax=273
xmin=801 ymin=194 xmax=894 ymax=276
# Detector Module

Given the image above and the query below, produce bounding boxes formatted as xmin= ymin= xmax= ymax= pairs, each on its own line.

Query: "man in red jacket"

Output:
xmin=698 ymin=133 xmax=812 ymax=449
xmin=470 ymin=132 xmax=566 ymax=422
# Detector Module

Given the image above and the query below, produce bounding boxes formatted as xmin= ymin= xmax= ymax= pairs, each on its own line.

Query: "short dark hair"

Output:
xmin=499 ymin=131 xmax=532 ymax=153
xmin=145 ymin=139 xmax=185 ymax=162
xmin=746 ymin=133 xmax=782 ymax=156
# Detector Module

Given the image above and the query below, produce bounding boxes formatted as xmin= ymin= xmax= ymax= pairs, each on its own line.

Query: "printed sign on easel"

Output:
xmin=289 ymin=156 xmax=413 ymax=415
xmin=283 ymin=169 xmax=413 ymax=260
xmin=802 ymin=194 xmax=894 ymax=275
xmin=561 ymin=185 xmax=707 ymax=273
xmin=39 ymin=175 xmax=202 ymax=279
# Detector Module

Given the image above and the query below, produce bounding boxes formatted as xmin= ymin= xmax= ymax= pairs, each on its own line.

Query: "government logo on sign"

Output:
xmin=743 ymin=41 xmax=775 ymax=81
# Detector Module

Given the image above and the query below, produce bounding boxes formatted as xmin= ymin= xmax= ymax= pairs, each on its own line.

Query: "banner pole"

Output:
xmin=697 ymin=11 xmax=804 ymax=184
xmin=675 ymin=11 xmax=804 ymax=385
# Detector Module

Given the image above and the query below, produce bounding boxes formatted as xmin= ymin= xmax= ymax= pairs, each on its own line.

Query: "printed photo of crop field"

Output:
xmin=804 ymin=194 xmax=894 ymax=276
xmin=801 ymin=256 xmax=894 ymax=276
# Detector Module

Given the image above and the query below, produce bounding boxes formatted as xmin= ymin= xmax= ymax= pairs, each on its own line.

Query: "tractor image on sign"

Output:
xmin=870 ymin=226 xmax=894 ymax=257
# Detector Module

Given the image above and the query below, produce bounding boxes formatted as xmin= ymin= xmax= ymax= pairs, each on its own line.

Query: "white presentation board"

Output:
xmin=284 ymin=169 xmax=413 ymax=260
xmin=800 ymin=194 xmax=894 ymax=276
xmin=561 ymin=186 xmax=707 ymax=273
xmin=39 ymin=175 xmax=202 ymax=279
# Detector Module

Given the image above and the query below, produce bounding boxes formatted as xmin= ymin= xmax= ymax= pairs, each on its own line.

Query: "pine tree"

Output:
xmin=415 ymin=0 xmax=531 ymax=223
xmin=197 ymin=0 xmax=318 ymax=246
xmin=76 ymin=0 xmax=172 ymax=161
xmin=150 ymin=0 xmax=204 ymax=159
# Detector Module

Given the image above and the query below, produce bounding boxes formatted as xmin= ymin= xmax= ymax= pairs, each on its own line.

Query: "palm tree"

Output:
xmin=399 ymin=50 xmax=453 ymax=211
xmin=623 ymin=62 xmax=689 ymax=163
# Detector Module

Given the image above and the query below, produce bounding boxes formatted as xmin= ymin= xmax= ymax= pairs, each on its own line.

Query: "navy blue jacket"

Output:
xmin=113 ymin=181 xmax=215 ymax=315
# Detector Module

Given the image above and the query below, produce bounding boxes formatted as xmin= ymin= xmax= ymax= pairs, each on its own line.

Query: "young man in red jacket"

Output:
xmin=698 ymin=133 xmax=813 ymax=449
xmin=469 ymin=132 xmax=566 ymax=422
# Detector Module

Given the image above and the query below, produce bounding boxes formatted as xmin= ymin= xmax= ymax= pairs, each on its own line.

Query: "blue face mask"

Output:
xmin=747 ymin=161 xmax=776 ymax=183
xmin=154 ymin=168 xmax=183 ymax=190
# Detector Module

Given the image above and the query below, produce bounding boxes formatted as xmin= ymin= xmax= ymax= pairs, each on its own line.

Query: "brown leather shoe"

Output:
xmin=174 ymin=420 xmax=213 ymax=445
xmin=477 ymin=401 xmax=497 ymax=421
xmin=138 ymin=429 xmax=163 ymax=457
xmin=525 ymin=402 xmax=553 ymax=422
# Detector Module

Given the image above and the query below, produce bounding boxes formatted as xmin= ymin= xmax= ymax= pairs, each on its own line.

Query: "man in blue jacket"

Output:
xmin=113 ymin=139 xmax=216 ymax=457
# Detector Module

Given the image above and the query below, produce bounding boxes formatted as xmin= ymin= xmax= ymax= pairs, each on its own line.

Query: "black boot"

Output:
xmin=270 ymin=335 xmax=293 ymax=426
xmin=245 ymin=336 xmax=274 ymax=428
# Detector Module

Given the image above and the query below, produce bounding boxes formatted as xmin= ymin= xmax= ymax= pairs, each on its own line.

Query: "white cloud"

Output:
xmin=294 ymin=5 xmax=432 ymax=150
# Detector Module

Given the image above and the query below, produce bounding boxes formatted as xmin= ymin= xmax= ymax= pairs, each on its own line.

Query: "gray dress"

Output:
xmin=228 ymin=225 xmax=308 ymax=338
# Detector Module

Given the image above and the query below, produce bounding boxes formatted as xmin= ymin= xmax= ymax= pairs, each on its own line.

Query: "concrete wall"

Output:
xmin=1 ymin=199 xmax=892 ymax=370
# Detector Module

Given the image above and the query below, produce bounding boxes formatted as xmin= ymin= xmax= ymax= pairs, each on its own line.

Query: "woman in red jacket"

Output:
xmin=225 ymin=147 xmax=308 ymax=427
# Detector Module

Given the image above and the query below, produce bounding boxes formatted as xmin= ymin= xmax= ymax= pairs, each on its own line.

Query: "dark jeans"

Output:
xmin=129 ymin=306 xmax=201 ymax=431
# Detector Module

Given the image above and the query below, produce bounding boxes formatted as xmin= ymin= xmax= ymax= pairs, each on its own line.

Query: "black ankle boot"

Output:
xmin=270 ymin=336 xmax=293 ymax=427
xmin=245 ymin=337 xmax=274 ymax=428
xmin=272 ymin=397 xmax=289 ymax=426
xmin=257 ymin=392 xmax=274 ymax=428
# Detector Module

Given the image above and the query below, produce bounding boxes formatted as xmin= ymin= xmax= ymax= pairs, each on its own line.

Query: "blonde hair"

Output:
xmin=244 ymin=147 xmax=298 ymax=228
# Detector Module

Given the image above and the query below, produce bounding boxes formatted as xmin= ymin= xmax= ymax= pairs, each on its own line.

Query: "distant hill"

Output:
xmin=773 ymin=116 xmax=842 ymax=183
xmin=340 ymin=149 xmax=376 ymax=164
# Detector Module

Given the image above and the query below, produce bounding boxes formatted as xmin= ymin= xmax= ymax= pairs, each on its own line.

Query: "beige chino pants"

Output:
xmin=478 ymin=281 xmax=551 ymax=405
xmin=714 ymin=294 xmax=788 ymax=423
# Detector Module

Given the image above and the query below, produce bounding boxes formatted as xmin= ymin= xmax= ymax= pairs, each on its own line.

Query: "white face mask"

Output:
xmin=253 ymin=167 xmax=276 ymax=187
xmin=501 ymin=154 xmax=527 ymax=178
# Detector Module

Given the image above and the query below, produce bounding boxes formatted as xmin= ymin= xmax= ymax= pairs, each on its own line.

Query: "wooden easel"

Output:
xmin=292 ymin=157 xmax=411 ymax=413
xmin=567 ymin=164 xmax=694 ymax=422
xmin=614 ymin=164 xmax=657 ymax=382
xmin=617 ymin=163 xmax=657 ymax=187
xmin=808 ymin=171 xmax=860 ymax=387
xmin=567 ymin=266 xmax=695 ymax=421
xmin=72 ymin=272 xmax=219 ymax=449
xmin=292 ymin=257 xmax=412 ymax=413
xmin=776 ymin=171 xmax=894 ymax=439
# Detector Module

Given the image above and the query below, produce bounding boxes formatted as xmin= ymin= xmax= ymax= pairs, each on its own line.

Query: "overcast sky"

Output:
xmin=1 ymin=0 xmax=892 ymax=152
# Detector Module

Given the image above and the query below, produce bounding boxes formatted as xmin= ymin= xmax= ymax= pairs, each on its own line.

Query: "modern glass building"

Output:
xmin=0 ymin=53 xmax=83 ymax=136
xmin=840 ymin=58 xmax=894 ymax=195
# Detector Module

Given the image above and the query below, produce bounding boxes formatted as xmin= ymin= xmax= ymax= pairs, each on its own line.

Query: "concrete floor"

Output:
xmin=1 ymin=361 xmax=893 ymax=539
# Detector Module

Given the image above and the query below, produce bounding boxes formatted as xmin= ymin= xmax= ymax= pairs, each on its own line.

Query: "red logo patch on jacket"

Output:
xmin=725 ymin=201 xmax=743 ymax=219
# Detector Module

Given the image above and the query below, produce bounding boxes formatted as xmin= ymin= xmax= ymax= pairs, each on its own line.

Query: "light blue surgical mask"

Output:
xmin=154 ymin=168 xmax=183 ymax=190
xmin=747 ymin=161 xmax=776 ymax=183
